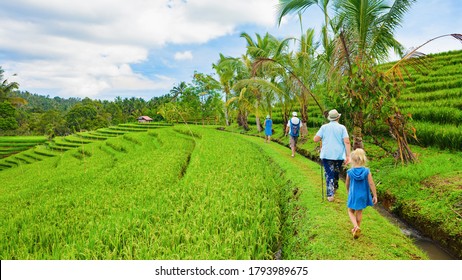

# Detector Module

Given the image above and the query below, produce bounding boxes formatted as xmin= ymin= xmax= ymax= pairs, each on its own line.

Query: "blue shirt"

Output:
xmin=347 ymin=167 xmax=374 ymax=210
xmin=315 ymin=121 xmax=349 ymax=160
xmin=264 ymin=119 xmax=273 ymax=136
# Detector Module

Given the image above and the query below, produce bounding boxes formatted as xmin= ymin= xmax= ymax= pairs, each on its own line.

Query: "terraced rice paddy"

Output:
xmin=0 ymin=123 xmax=170 ymax=171
xmin=0 ymin=125 xmax=288 ymax=259
xmin=0 ymin=124 xmax=426 ymax=260
xmin=389 ymin=50 xmax=462 ymax=150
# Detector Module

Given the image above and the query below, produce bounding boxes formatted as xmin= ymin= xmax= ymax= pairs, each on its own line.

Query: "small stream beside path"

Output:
xmin=375 ymin=204 xmax=455 ymax=260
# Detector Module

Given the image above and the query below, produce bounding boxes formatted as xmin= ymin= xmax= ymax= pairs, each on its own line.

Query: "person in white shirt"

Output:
xmin=313 ymin=109 xmax=351 ymax=202
xmin=285 ymin=112 xmax=303 ymax=157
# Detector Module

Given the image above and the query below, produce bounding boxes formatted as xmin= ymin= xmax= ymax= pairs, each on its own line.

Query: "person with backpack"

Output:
xmin=285 ymin=112 xmax=303 ymax=157
xmin=313 ymin=109 xmax=351 ymax=202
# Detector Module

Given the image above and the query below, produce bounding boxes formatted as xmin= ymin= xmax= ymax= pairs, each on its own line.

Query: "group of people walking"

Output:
xmin=263 ymin=109 xmax=377 ymax=239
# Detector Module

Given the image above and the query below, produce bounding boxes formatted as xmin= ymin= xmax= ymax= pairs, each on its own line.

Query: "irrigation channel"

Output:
xmin=374 ymin=205 xmax=455 ymax=260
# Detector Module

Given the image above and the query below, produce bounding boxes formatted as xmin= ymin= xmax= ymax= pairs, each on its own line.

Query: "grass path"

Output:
xmin=238 ymin=133 xmax=427 ymax=260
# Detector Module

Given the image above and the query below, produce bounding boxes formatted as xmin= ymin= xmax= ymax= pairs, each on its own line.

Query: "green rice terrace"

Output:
xmin=1 ymin=50 xmax=461 ymax=260
xmin=0 ymin=124 xmax=429 ymax=260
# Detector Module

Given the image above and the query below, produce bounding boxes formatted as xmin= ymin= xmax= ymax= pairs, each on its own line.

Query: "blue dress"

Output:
xmin=264 ymin=119 xmax=273 ymax=136
xmin=347 ymin=167 xmax=374 ymax=210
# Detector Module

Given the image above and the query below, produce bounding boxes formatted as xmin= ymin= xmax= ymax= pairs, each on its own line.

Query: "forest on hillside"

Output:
xmin=0 ymin=69 xmax=224 ymax=137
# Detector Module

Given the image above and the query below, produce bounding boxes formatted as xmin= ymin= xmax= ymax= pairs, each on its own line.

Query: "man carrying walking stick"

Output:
xmin=313 ymin=109 xmax=351 ymax=202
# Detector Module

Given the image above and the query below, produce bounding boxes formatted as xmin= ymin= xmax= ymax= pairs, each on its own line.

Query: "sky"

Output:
xmin=1 ymin=0 xmax=461 ymax=101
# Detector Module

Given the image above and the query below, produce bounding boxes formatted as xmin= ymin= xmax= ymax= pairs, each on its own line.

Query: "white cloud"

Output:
xmin=174 ymin=51 xmax=193 ymax=61
xmin=0 ymin=0 xmax=280 ymax=99
xmin=2 ymin=0 xmax=460 ymax=99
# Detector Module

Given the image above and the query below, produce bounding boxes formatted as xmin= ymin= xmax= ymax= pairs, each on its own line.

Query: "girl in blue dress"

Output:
xmin=345 ymin=148 xmax=378 ymax=239
xmin=264 ymin=115 xmax=273 ymax=143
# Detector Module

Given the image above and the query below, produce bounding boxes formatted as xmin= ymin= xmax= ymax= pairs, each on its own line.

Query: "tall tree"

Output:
xmin=0 ymin=101 xmax=19 ymax=132
xmin=329 ymin=0 xmax=417 ymax=161
xmin=192 ymin=72 xmax=223 ymax=125
xmin=246 ymin=29 xmax=324 ymax=135
xmin=213 ymin=54 xmax=247 ymax=126
xmin=240 ymin=32 xmax=282 ymax=132
xmin=277 ymin=0 xmax=419 ymax=163
xmin=0 ymin=66 xmax=26 ymax=107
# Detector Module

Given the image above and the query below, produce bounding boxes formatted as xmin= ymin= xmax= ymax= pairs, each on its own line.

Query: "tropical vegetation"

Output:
xmin=1 ymin=0 xmax=461 ymax=259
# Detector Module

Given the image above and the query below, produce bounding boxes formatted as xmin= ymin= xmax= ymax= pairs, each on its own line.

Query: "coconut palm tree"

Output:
xmin=213 ymin=54 xmax=247 ymax=126
xmin=277 ymin=1 xmax=338 ymax=72
xmin=329 ymin=0 xmax=417 ymax=161
xmin=170 ymin=81 xmax=188 ymax=102
xmin=277 ymin=0 xmax=420 ymax=163
xmin=247 ymin=28 xmax=324 ymax=137
xmin=288 ymin=28 xmax=322 ymax=130
xmin=0 ymin=67 xmax=26 ymax=107
xmin=213 ymin=53 xmax=252 ymax=128
xmin=240 ymin=32 xmax=282 ymax=132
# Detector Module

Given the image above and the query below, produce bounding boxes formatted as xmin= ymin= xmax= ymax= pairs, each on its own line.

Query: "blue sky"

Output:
xmin=1 ymin=0 xmax=461 ymax=101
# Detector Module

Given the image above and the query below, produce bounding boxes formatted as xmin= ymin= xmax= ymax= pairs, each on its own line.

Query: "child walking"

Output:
xmin=345 ymin=148 xmax=378 ymax=239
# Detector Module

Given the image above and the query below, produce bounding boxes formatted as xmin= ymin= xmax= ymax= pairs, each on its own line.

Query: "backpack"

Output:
xmin=289 ymin=119 xmax=300 ymax=137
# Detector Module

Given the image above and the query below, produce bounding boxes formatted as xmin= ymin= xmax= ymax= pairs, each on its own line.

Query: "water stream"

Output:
xmin=375 ymin=204 xmax=455 ymax=260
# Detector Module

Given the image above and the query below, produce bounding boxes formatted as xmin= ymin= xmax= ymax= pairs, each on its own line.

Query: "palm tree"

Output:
xmin=213 ymin=54 xmax=247 ymax=126
xmin=288 ymin=28 xmax=322 ymax=130
xmin=233 ymin=68 xmax=293 ymax=133
xmin=170 ymin=81 xmax=187 ymax=101
xmin=277 ymin=1 xmax=337 ymax=71
xmin=228 ymin=54 xmax=254 ymax=130
xmin=247 ymin=29 xmax=324 ymax=136
xmin=240 ymin=32 xmax=282 ymax=132
xmin=329 ymin=0 xmax=417 ymax=161
xmin=277 ymin=0 xmax=419 ymax=163
xmin=0 ymin=67 xmax=26 ymax=107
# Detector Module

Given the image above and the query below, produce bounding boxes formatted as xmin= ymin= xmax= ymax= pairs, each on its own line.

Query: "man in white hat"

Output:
xmin=285 ymin=112 xmax=303 ymax=157
xmin=313 ymin=109 xmax=351 ymax=202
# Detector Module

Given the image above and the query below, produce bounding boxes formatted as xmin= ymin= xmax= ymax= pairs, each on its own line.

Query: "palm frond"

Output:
xmin=240 ymin=32 xmax=256 ymax=48
xmin=276 ymin=0 xmax=319 ymax=26
xmin=450 ymin=33 xmax=462 ymax=43
xmin=370 ymin=0 xmax=416 ymax=60
xmin=236 ymin=77 xmax=288 ymax=99
xmin=385 ymin=33 xmax=462 ymax=79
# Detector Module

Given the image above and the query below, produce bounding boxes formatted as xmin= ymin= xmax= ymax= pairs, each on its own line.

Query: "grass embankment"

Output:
xmin=0 ymin=136 xmax=47 ymax=163
xmin=0 ymin=125 xmax=426 ymax=259
xmin=367 ymin=147 xmax=462 ymax=258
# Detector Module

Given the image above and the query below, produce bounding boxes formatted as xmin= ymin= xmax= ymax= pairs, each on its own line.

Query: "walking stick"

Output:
xmin=321 ymin=162 xmax=324 ymax=202
xmin=319 ymin=142 xmax=324 ymax=202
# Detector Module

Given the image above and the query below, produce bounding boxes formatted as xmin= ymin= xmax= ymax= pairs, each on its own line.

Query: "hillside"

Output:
xmin=390 ymin=49 xmax=462 ymax=150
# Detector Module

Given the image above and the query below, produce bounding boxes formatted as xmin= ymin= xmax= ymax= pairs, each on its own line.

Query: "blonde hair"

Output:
xmin=350 ymin=148 xmax=367 ymax=167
